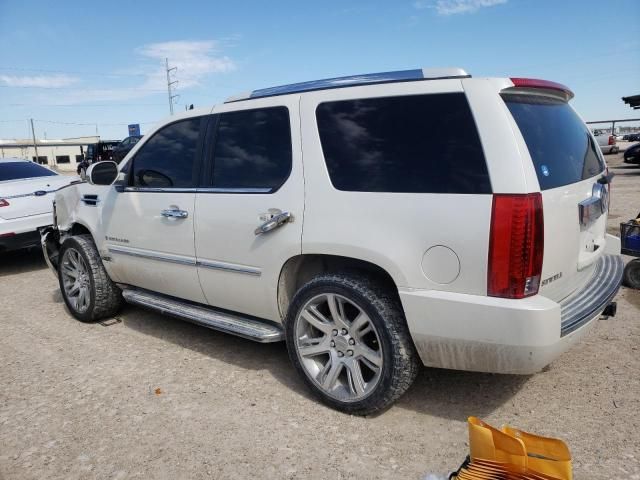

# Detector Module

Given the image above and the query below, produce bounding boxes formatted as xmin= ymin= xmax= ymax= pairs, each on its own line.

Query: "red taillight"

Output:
xmin=509 ymin=77 xmax=574 ymax=100
xmin=608 ymin=135 xmax=615 ymax=146
xmin=0 ymin=199 xmax=9 ymax=207
xmin=488 ymin=193 xmax=544 ymax=299
xmin=0 ymin=232 xmax=15 ymax=238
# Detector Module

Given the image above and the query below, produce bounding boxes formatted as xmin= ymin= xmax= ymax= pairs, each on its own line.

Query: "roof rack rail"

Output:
xmin=225 ymin=67 xmax=470 ymax=103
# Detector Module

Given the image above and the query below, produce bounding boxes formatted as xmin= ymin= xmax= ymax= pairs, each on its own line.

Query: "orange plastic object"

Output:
xmin=502 ymin=425 xmax=572 ymax=480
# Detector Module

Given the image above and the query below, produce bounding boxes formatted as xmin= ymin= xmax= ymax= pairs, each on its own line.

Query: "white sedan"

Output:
xmin=0 ymin=158 xmax=80 ymax=252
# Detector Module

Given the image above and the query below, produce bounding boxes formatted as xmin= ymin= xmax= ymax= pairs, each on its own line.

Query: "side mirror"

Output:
xmin=87 ymin=161 xmax=119 ymax=186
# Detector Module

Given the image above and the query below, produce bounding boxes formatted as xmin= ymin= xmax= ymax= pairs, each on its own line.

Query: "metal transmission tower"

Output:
xmin=165 ymin=58 xmax=179 ymax=115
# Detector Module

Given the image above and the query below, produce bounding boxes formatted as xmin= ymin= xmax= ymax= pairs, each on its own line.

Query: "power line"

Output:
xmin=0 ymin=84 xmax=166 ymax=92
xmin=1 ymin=103 xmax=167 ymax=107
xmin=33 ymin=119 xmax=158 ymax=126
xmin=0 ymin=66 xmax=149 ymax=78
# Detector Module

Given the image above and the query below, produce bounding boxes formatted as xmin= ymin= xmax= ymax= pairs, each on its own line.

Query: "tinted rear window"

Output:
xmin=0 ymin=161 xmax=57 ymax=181
xmin=503 ymin=95 xmax=604 ymax=190
xmin=315 ymin=93 xmax=491 ymax=193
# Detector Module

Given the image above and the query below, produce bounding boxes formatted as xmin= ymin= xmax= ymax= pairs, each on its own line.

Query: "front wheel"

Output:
xmin=58 ymin=234 xmax=122 ymax=322
xmin=285 ymin=273 xmax=420 ymax=415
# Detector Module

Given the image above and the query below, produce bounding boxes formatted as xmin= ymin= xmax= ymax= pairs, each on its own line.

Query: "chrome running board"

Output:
xmin=121 ymin=288 xmax=284 ymax=343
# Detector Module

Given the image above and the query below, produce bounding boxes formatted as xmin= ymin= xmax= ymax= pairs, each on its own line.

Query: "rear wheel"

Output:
xmin=58 ymin=234 xmax=122 ymax=322
xmin=623 ymin=259 xmax=640 ymax=290
xmin=285 ymin=273 xmax=420 ymax=415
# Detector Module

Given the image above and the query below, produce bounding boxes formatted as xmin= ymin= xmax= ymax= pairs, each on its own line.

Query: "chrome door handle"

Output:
xmin=161 ymin=208 xmax=189 ymax=219
xmin=255 ymin=211 xmax=292 ymax=235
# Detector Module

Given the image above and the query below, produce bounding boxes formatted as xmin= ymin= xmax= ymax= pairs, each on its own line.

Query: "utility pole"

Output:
xmin=30 ymin=118 xmax=39 ymax=163
xmin=165 ymin=58 xmax=179 ymax=115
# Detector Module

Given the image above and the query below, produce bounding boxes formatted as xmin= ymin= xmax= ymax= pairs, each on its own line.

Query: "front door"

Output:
xmin=103 ymin=116 xmax=208 ymax=304
xmin=194 ymin=98 xmax=304 ymax=321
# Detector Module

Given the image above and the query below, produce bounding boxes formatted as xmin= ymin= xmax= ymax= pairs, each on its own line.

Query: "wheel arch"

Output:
xmin=277 ymin=254 xmax=402 ymax=320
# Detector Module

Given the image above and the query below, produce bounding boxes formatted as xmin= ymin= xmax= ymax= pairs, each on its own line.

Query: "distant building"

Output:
xmin=0 ymin=136 xmax=100 ymax=171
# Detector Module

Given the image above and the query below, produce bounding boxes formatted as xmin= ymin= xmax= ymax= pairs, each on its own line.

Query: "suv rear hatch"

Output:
xmin=501 ymin=80 xmax=609 ymax=302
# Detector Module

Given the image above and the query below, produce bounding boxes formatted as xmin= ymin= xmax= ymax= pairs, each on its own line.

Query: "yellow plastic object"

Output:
xmin=502 ymin=426 xmax=572 ymax=480
xmin=468 ymin=417 xmax=527 ymax=466
xmin=463 ymin=417 xmax=572 ymax=480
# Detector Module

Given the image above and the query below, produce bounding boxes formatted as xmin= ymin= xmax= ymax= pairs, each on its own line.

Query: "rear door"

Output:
xmin=501 ymin=91 xmax=608 ymax=301
xmin=194 ymin=97 xmax=303 ymax=321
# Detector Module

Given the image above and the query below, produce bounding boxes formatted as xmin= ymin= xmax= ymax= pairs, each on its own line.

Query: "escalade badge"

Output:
xmin=105 ymin=236 xmax=130 ymax=243
xmin=541 ymin=272 xmax=562 ymax=287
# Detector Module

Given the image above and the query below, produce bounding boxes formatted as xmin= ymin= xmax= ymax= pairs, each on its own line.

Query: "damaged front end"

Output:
xmin=41 ymin=199 xmax=62 ymax=275
xmin=41 ymin=225 xmax=61 ymax=275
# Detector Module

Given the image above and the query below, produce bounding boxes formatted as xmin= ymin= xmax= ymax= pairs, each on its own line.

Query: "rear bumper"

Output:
xmin=0 ymin=230 xmax=41 ymax=252
xmin=0 ymin=212 xmax=52 ymax=236
xmin=400 ymin=254 xmax=624 ymax=374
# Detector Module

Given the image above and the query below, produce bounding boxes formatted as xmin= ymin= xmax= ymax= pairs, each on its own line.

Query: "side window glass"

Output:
xmin=212 ymin=106 xmax=291 ymax=191
xmin=131 ymin=118 xmax=202 ymax=188
xmin=316 ymin=93 xmax=491 ymax=194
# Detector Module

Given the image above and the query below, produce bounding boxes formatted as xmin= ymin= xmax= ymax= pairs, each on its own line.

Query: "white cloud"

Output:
xmin=137 ymin=40 xmax=236 ymax=90
xmin=0 ymin=74 xmax=79 ymax=88
xmin=47 ymin=39 xmax=236 ymax=105
xmin=414 ymin=0 xmax=507 ymax=15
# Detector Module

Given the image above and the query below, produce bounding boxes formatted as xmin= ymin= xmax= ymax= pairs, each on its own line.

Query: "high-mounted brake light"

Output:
xmin=509 ymin=78 xmax=574 ymax=100
xmin=0 ymin=199 xmax=9 ymax=207
xmin=488 ymin=193 xmax=544 ymax=299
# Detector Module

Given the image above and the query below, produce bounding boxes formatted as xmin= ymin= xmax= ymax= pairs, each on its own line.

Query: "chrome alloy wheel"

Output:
xmin=60 ymin=248 xmax=91 ymax=314
xmin=294 ymin=293 xmax=383 ymax=402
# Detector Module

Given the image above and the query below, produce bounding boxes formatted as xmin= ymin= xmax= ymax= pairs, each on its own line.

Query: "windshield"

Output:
xmin=0 ymin=161 xmax=58 ymax=181
xmin=503 ymin=94 xmax=604 ymax=190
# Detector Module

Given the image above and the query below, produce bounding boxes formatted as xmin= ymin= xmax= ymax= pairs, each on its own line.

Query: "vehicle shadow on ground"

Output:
xmin=119 ymin=304 xmax=529 ymax=419
xmin=118 ymin=305 xmax=313 ymax=400
xmin=0 ymin=248 xmax=47 ymax=277
xmin=394 ymin=368 xmax=529 ymax=420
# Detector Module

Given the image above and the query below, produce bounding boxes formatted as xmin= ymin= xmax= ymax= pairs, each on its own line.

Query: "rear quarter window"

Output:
xmin=503 ymin=94 xmax=604 ymax=190
xmin=315 ymin=93 xmax=491 ymax=194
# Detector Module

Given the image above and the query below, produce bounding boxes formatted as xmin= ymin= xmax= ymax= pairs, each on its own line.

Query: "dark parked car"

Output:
xmin=111 ymin=135 xmax=142 ymax=163
xmin=77 ymin=140 xmax=121 ymax=175
xmin=624 ymin=143 xmax=640 ymax=165
xmin=623 ymin=133 xmax=640 ymax=142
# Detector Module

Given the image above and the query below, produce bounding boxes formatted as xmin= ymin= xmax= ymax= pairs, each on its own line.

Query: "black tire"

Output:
xmin=58 ymin=234 xmax=122 ymax=322
xmin=623 ymin=259 xmax=640 ymax=290
xmin=285 ymin=273 xmax=420 ymax=415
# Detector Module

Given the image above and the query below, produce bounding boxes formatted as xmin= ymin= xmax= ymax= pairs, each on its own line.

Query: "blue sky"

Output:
xmin=0 ymin=0 xmax=638 ymax=140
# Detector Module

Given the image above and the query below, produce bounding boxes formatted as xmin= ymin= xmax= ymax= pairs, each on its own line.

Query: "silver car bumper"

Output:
xmin=559 ymin=254 xmax=624 ymax=336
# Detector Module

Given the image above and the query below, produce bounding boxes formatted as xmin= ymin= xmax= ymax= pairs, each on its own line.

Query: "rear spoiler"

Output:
xmin=501 ymin=78 xmax=574 ymax=102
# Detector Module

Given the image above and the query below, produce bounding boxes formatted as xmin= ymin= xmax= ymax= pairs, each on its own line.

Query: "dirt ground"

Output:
xmin=1 ymin=150 xmax=639 ymax=480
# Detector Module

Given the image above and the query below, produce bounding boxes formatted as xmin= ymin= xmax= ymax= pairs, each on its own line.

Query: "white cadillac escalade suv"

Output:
xmin=42 ymin=68 xmax=624 ymax=415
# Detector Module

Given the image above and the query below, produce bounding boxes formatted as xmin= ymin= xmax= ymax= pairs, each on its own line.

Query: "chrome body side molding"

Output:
xmin=108 ymin=245 xmax=262 ymax=276
xmin=108 ymin=245 xmax=196 ymax=266
xmin=196 ymin=259 xmax=261 ymax=276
